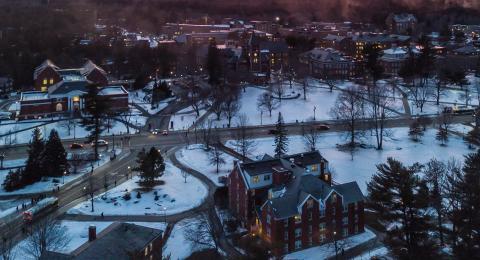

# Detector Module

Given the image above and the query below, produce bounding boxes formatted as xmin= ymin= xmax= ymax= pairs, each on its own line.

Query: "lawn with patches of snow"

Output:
xmin=130 ymin=89 xmax=175 ymax=115
xmin=353 ymin=246 xmax=391 ymax=260
xmin=227 ymin=127 xmax=473 ymax=192
xmin=284 ymin=228 xmax=377 ymax=259
xmin=175 ymin=144 xmax=236 ymax=187
xmin=67 ymin=162 xmax=208 ymax=216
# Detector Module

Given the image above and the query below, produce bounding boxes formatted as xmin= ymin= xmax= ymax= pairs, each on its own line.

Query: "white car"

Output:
xmin=92 ymin=140 xmax=109 ymax=147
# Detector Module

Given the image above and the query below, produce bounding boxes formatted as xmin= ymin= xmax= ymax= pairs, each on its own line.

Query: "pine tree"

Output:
xmin=2 ymin=168 xmax=24 ymax=192
xmin=23 ymin=128 xmax=45 ymax=185
xmin=435 ymin=126 xmax=448 ymax=145
xmin=367 ymin=158 xmax=438 ymax=258
xmin=42 ymin=129 xmax=68 ymax=177
xmin=409 ymin=120 xmax=424 ymax=142
xmin=82 ymin=84 xmax=110 ymax=160
xmin=206 ymin=40 xmax=222 ymax=85
xmin=450 ymin=150 xmax=480 ymax=258
xmin=135 ymin=147 xmax=165 ymax=188
xmin=274 ymin=112 xmax=288 ymax=158
xmin=465 ymin=127 xmax=480 ymax=146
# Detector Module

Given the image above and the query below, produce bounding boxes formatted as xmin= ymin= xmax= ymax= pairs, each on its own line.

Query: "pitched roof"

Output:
xmin=34 ymin=59 xmax=59 ymax=80
xmin=82 ymin=60 xmax=107 ymax=77
xmin=71 ymin=222 xmax=163 ymax=260
xmin=302 ymin=48 xmax=351 ymax=63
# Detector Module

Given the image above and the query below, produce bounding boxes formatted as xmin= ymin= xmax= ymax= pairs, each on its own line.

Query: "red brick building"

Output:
xmin=228 ymin=151 xmax=365 ymax=255
xmin=19 ymin=60 xmax=128 ymax=119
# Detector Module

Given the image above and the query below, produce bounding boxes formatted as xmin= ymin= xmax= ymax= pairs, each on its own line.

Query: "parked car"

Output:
xmin=70 ymin=143 xmax=84 ymax=149
xmin=91 ymin=140 xmax=109 ymax=147
xmin=316 ymin=124 xmax=330 ymax=131
xmin=162 ymin=130 xmax=168 ymax=136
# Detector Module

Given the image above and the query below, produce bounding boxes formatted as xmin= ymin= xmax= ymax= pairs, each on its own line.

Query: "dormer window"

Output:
xmin=306 ymin=200 xmax=314 ymax=209
xmin=252 ymin=176 xmax=259 ymax=183
xmin=264 ymin=174 xmax=271 ymax=181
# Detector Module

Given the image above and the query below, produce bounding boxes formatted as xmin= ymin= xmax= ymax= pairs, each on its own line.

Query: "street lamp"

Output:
xmin=163 ymin=206 xmax=167 ymax=224
xmin=333 ymin=231 xmax=338 ymax=260
xmin=127 ymin=166 xmax=131 ymax=179
xmin=313 ymin=106 xmax=317 ymax=121
xmin=0 ymin=153 xmax=5 ymax=169
xmin=63 ymin=170 xmax=66 ymax=184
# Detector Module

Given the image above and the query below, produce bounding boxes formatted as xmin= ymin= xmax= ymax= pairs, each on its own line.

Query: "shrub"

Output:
xmin=136 ymin=191 xmax=141 ymax=199
xmin=123 ymin=192 xmax=131 ymax=201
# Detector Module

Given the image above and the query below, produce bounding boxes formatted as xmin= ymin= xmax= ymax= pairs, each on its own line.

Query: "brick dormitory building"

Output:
xmin=228 ymin=151 xmax=365 ymax=255
xmin=18 ymin=59 xmax=128 ymax=119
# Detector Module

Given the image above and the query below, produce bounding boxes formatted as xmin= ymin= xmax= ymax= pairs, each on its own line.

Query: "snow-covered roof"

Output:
xmin=33 ymin=59 xmax=59 ymax=80
xmin=20 ymin=91 xmax=50 ymax=101
xmin=98 ymin=86 xmax=128 ymax=96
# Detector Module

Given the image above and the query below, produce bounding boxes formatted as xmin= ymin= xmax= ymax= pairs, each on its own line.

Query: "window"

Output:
xmin=266 ymin=227 xmax=271 ymax=237
xmin=42 ymin=79 xmax=47 ymax=85
xmin=266 ymin=215 xmax=271 ymax=224
xmin=284 ymin=244 xmax=289 ymax=253
xmin=264 ymin=174 xmax=271 ymax=181
xmin=306 ymin=200 xmax=314 ymax=209
xmin=308 ymin=212 xmax=313 ymax=221
xmin=284 ymin=220 xmax=288 ymax=228
xmin=144 ymin=247 xmax=148 ymax=256
xmin=295 ymin=240 xmax=302 ymax=249
xmin=343 ymin=228 xmax=348 ymax=237
xmin=295 ymin=228 xmax=301 ymax=238
xmin=319 ymin=223 xmax=326 ymax=231
xmin=343 ymin=217 xmax=348 ymax=225
xmin=49 ymin=78 xmax=54 ymax=84
xmin=320 ymin=208 xmax=325 ymax=217
xmin=41 ymin=86 xmax=47 ymax=92
xmin=311 ymin=164 xmax=318 ymax=171
xmin=252 ymin=176 xmax=259 ymax=183
xmin=319 ymin=233 xmax=326 ymax=242
xmin=355 ymin=224 xmax=359 ymax=233
xmin=284 ymin=231 xmax=288 ymax=240
xmin=308 ymin=225 xmax=312 ymax=234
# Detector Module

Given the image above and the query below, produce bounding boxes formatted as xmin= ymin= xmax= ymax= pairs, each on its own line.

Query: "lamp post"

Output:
xmin=313 ymin=106 xmax=317 ymax=121
xmin=0 ymin=153 xmax=5 ymax=169
xmin=63 ymin=170 xmax=66 ymax=184
xmin=333 ymin=231 xmax=338 ymax=260
xmin=127 ymin=166 xmax=131 ymax=179
xmin=163 ymin=206 xmax=167 ymax=224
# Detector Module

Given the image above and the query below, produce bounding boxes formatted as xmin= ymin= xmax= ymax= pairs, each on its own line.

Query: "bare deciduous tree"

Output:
xmin=23 ymin=217 xmax=71 ymax=259
xmin=208 ymin=145 xmax=225 ymax=174
xmin=181 ymin=169 xmax=189 ymax=183
xmin=368 ymin=84 xmax=393 ymax=150
xmin=272 ymin=78 xmax=285 ymax=102
xmin=221 ymin=97 xmax=240 ymax=128
xmin=59 ymin=118 xmax=76 ymax=137
xmin=118 ymin=111 xmax=133 ymax=134
xmin=184 ymin=212 xmax=218 ymax=250
xmin=330 ymin=86 xmax=365 ymax=147
xmin=257 ymin=93 xmax=279 ymax=117
xmin=1 ymin=223 xmax=15 ymax=260
xmin=302 ymin=123 xmax=321 ymax=151
xmin=232 ymin=114 xmax=256 ymax=159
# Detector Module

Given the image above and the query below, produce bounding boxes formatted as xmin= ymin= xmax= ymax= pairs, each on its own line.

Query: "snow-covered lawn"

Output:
xmin=0 ymin=149 xmax=123 ymax=196
xmin=284 ymin=228 xmax=377 ymax=259
xmin=0 ymin=119 xmax=129 ymax=145
xmin=170 ymin=107 xmax=207 ymax=131
xmin=353 ymin=246 xmax=391 ymax=260
xmin=67 ymin=162 xmax=208 ymax=216
xmin=227 ymin=127 xmax=473 ymax=192
xmin=163 ymin=217 xmax=214 ymax=260
xmin=208 ymin=85 xmax=340 ymax=127
xmin=130 ymin=89 xmax=175 ymax=115
xmin=10 ymin=220 xmax=167 ymax=260
xmin=175 ymin=144 xmax=236 ymax=187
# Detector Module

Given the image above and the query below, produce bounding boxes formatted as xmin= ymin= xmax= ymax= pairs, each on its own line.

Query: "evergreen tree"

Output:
xmin=409 ymin=120 xmax=424 ymax=142
xmin=274 ymin=112 xmax=288 ymax=158
xmin=2 ymin=168 xmax=24 ymax=192
xmin=206 ymin=40 xmax=222 ymax=85
xmin=23 ymin=128 xmax=45 ymax=185
xmin=135 ymin=147 xmax=165 ymax=188
xmin=465 ymin=127 xmax=480 ymax=146
xmin=367 ymin=158 xmax=438 ymax=258
xmin=436 ymin=126 xmax=448 ymax=145
xmin=450 ymin=150 xmax=480 ymax=258
xmin=42 ymin=129 xmax=68 ymax=177
xmin=81 ymin=84 xmax=111 ymax=160
xmin=423 ymin=159 xmax=447 ymax=245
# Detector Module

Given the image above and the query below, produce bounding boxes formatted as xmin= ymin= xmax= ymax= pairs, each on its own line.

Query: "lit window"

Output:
xmin=49 ymin=78 xmax=54 ymax=84
xmin=41 ymin=86 xmax=47 ymax=92
xmin=252 ymin=176 xmax=259 ymax=183
xmin=42 ymin=79 xmax=47 ymax=85
xmin=311 ymin=164 xmax=318 ymax=171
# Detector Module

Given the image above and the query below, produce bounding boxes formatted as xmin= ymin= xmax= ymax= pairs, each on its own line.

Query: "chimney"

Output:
xmin=88 ymin=225 xmax=96 ymax=242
